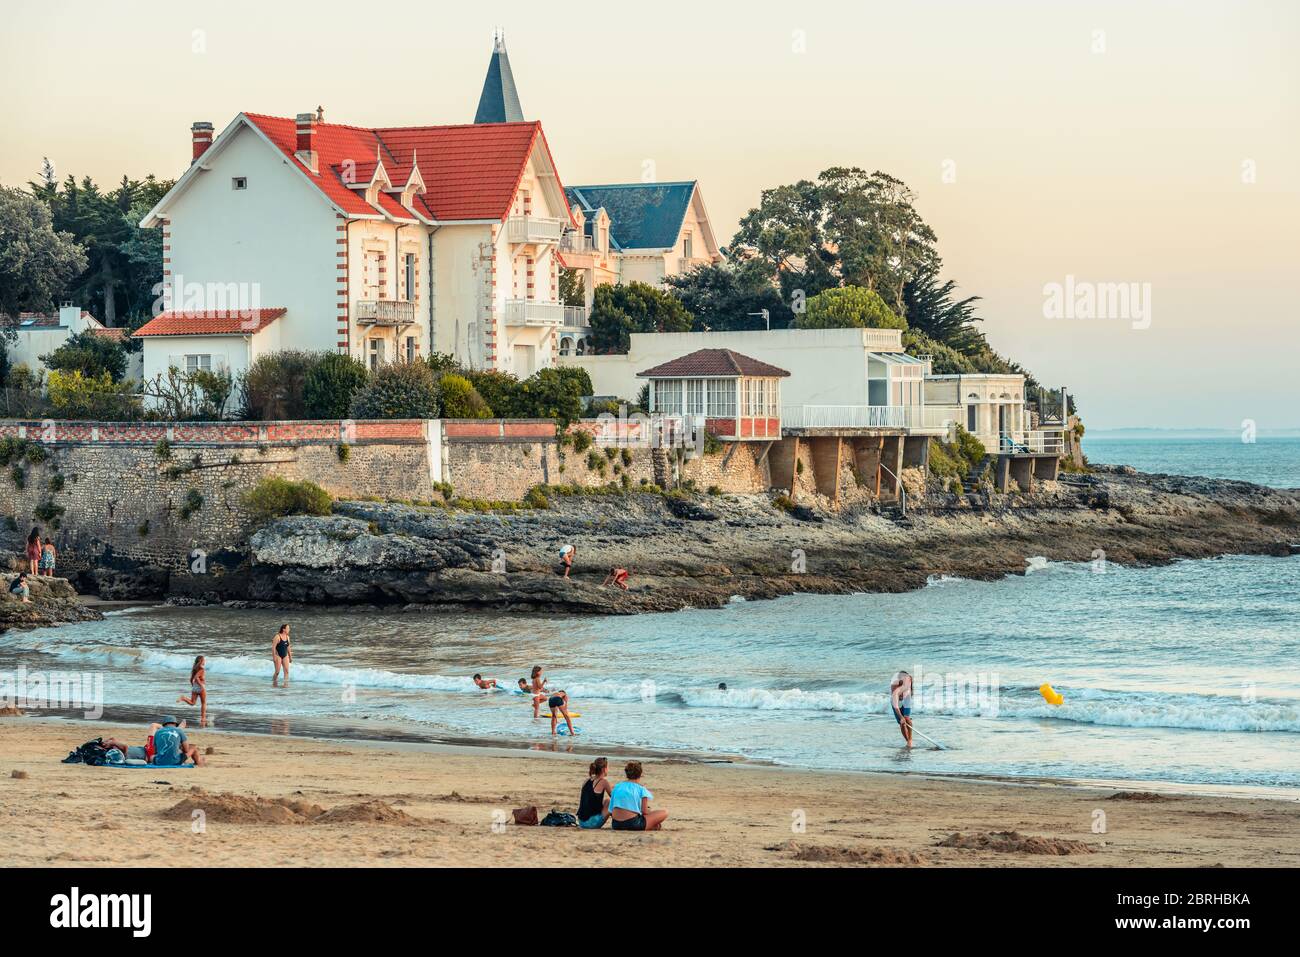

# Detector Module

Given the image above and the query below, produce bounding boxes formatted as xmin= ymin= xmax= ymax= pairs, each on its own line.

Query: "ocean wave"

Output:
xmin=7 ymin=638 xmax=1297 ymax=733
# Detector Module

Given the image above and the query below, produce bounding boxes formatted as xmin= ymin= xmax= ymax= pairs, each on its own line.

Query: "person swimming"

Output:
xmin=472 ymin=674 xmax=498 ymax=690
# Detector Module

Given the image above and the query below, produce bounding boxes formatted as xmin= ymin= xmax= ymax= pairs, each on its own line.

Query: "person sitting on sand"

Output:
xmin=602 ymin=567 xmax=630 ymax=590
xmin=546 ymin=689 xmax=576 ymax=737
xmin=272 ymin=624 xmax=292 ymax=686
xmin=609 ymin=761 xmax=667 ymax=831
xmin=9 ymin=573 xmax=31 ymax=603
xmin=890 ymin=670 xmax=914 ymax=749
xmin=103 ymin=716 xmax=204 ymax=767
xmin=176 ymin=655 xmax=207 ymax=726
xmin=473 ymin=674 xmax=498 ymax=690
xmin=578 ymin=756 xmax=612 ymax=828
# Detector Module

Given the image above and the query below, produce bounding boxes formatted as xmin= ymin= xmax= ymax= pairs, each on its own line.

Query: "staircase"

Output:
xmin=651 ymin=448 xmax=672 ymax=489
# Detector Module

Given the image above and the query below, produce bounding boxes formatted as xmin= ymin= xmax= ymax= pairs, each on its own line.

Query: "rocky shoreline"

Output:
xmin=108 ymin=465 xmax=1300 ymax=616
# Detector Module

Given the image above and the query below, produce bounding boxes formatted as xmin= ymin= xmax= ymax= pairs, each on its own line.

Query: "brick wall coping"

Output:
xmin=0 ymin=419 xmax=431 ymax=448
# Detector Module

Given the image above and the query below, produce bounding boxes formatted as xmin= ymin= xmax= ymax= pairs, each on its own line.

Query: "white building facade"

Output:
xmin=137 ymin=110 xmax=573 ymax=381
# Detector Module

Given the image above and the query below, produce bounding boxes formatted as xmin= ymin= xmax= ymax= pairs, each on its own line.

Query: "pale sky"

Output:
xmin=2 ymin=0 xmax=1296 ymax=429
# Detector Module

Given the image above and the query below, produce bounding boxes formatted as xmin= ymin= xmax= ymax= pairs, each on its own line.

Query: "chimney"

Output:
xmin=59 ymin=302 xmax=86 ymax=333
xmin=191 ymin=121 xmax=214 ymax=163
xmin=295 ymin=112 xmax=318 ymax=173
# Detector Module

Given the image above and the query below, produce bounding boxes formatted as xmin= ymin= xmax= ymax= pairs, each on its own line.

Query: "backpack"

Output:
xmin=540 ymin=810 xmax=578 ymax=827
xmin=62 ymin=738 xmax=109 ymax=766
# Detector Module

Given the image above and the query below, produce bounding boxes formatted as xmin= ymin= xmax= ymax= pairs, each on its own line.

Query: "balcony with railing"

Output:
xmin=562 ymin=305 xmax=589 ymax=330
xmin=993 ymin=429 xmax=1066 ymax=455
xmin=781 ymin=405 xmax=916 ymax=430
xmin=560 ymin=232 xmax=595 ymax=254
xmin=507 ymin=215 xmax=565 ymax=245
xmin=504 ymin=299 xmax=564 ymax=327
xmin=355 ymin=299 xmax=416 ymax=327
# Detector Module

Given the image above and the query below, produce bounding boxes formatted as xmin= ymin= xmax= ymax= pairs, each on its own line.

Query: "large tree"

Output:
xmin=588 ymin=281 xmax=694 ymax=354
xmin=666 ymin=258 xmax=792 ymax=332
xmin=901 ymin=262 xmax=983 ymax=350
xmin=796 ymin=286 xmax=906 ymax=331
xmin=730 ymin=168 xmax=938 ymax=317
xmin=0 ymin=185 xmax=88 ymax=327
xmin=29 ymin=171 xmax=173 ymax=326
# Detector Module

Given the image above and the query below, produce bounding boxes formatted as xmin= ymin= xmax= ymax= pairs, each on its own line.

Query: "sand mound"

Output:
xmin=1108 ymin=791 xmax=1177 ymax=802
xmin=163 ymin=790 xmax=422 ymax=826
xmin=163 ymin=789 xmax=324 ymax=825
xmin=314 ymin=800 xmax=421 ymax=825
xmin=936 ymin=830 xmax=1096 ymax=855
xmin=783 ymin=842 xmax=927 ymax=866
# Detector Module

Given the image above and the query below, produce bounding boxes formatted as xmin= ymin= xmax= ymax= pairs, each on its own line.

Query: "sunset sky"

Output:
xmin=2 ymin=0 xmax=1296 ymax=430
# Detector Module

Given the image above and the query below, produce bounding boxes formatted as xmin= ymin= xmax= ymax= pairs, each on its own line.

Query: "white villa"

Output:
xmin=136 ymin=98 xmax=573 ymax=380
xmin=558 ymin=182 xmax=723 ymax=356
xmin=5 ymin=303 xmax=135 ymax=377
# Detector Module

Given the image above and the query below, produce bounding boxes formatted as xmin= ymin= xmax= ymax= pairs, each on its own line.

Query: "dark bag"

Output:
xmin=540 ymin=810 xmax=578 ymax=827
xmin=63 ymin=738 xmax=109 ymax=766
xmin=511 ymin=805 xmax=539 ymax=826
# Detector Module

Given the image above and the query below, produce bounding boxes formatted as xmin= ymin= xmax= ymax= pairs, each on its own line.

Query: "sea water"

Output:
xmin=4 ymin=438 xmax=1297 ymax=794
xmin=4 ymin=553 xmax=1297 ymax=794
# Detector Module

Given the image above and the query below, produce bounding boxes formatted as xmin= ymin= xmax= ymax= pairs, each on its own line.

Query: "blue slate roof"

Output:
xmin=474 ymin=35 xmax=524 ymax=124
xmin=565 ymin=182 xmax=697 ymax=251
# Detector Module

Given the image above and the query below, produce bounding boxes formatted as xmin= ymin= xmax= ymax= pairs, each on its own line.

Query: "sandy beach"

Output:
xmin=3 ymin=717 xmax=1297 ymax=868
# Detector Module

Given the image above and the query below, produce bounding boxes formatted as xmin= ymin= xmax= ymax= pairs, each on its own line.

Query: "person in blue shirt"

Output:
xmin=608 ymin=761 xmax=668 ymax=831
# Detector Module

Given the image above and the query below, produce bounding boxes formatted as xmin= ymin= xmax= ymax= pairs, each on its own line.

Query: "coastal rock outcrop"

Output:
xmin=238 ymin=471 xmax=1300 ymax=615
xmin=0 ymin=574 xmax=103 ymax=632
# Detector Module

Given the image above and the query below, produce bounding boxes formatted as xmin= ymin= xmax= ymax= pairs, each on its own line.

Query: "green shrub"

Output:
xmin=336 ymin=443 xmax=351 ymax=463
xmin=426 ymin=352 xmax=462 ymax=376
xmin=586 ymin=450 xmax=606 ymax=473
xmin=772 ymin=494 xmax=796 ymax=513
xmin=46 ymin=369 xmax=141 ymax=420
xmin=523 ymin=485 xmax=550 ymax=509
xmin=304 ymin=352 xmax=369 ymax=419
xmin=703 ymin=432 xmax=724 ymax=455
xmin=10 ymin=465 xmax=25 ymax=489
xmin=570 ymin=430 xmax=593 ymax=453
xmin=707 ymin=484 xmax=722 ymax=495
xmin=48 ymin=473 xmax=65 ymax=492
xmin=40 ymin=330 xmax=128 ymax=382
xmin=350 ymin=362 xmax=441 ymax=419
xmin=240 ymin=350 xmax=322 ymax=420
xmin=244 ymin=476 xmax=333 ymax=521
xmin=439 ymin=373 xmax=493 ymax=418
xmin=553 ymin=366 xmax=593 ymax=398
xmin=154 ymin=438 xmax=172 ymax=461
xmin=179 ymin=488 xmax=204 ymax=520
xmin=34 ymin=499 xmax=64 ymax=525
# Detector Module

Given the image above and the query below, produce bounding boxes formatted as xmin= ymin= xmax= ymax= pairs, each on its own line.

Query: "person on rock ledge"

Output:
xmin=602 ymin=567 xmax=630 ymax=590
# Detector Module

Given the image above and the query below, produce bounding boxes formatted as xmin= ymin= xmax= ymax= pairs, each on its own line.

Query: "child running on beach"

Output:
xmin=176 ymin=655 xmax=208 ymax=726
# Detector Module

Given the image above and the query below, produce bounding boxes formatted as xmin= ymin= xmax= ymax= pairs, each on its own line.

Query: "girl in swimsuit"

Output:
xmin=176 ymin=655 xmax=207 ymax=726
xmin=25 ymin=528 xmax=41 ymax=576
xmin=529 ymin=666 xmax=550 ymax=718
xmin=272 ymin=624 xmax=292 ymax=686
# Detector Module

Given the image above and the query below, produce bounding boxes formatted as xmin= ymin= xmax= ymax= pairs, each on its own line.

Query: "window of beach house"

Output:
xmin=185 ymin=354 xmax=212 ymax=373
xmin=685 ymin=379 xmax=705 ymax=415
xmin=654 ymin=379 xmax=683 ymax=414
xmin=683 ymin=233 xmax=693 ymax=260
xmin=403 ymin=253 xmax=416 ymax=301
xmin=364 ymin=251 xmax=381 ymax=299
xmin=707 ymin=379 xmax=735 ymax=417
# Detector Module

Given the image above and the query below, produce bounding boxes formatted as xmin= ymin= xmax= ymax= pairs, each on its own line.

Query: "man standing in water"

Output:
xmin=890 ymin=671 xmax=914 ymax=748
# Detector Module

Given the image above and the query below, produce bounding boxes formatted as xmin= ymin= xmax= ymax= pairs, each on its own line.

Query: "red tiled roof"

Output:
xmin=637 ymin=349 xmax=792 ymax=379
xmin=243 ymin=114 xmax=559 ymax=223
xmin=132 ymin=308 xmax=287 ymax=337
xmin=87 ymin=327 xmax=128 ymax=341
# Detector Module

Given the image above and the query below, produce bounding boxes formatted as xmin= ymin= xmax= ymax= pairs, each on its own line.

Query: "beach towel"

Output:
xmin=104 ymin=762 xmax=194 ymax=770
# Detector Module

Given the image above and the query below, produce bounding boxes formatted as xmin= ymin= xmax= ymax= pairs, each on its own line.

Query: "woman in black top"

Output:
xmin=578 ymin=757 xmax=611 ymax=828
xmin=272 ymin=624 xmax=292 ymax=686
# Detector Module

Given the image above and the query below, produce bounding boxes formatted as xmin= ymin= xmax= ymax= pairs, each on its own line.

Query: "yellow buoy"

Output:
xmin=1039 ymin=683 xmax=1064 ymax=706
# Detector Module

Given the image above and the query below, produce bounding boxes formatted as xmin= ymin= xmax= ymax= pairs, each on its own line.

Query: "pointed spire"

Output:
xmin=474 ymin=30 xmax=524 ymax=124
